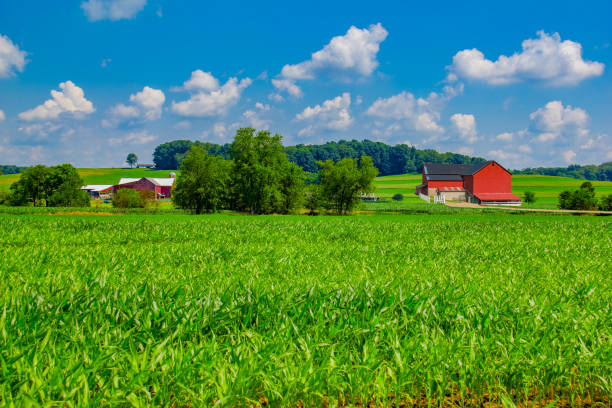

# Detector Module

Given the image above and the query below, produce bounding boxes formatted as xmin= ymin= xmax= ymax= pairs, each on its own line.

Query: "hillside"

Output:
xmin=2 ymin=169 xmax=611 ymax=209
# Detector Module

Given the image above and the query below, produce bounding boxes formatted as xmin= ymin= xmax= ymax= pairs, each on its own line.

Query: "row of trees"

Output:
xmin=173 ymin=128 xmax=379 ymax=215
xmin=558 ymin=182 xmax=612 ymax=211
xmin=6 ymin=164 xmax=90 ymax=207
xmin=153 ymin=139 xmax=485 ymax=176
xmin=516 ymin=162 xmax=612 ymax=182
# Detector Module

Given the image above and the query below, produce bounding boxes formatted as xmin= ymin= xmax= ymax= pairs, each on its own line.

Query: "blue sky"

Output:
xmin=0 ymin=0 xmax=611 ymax=169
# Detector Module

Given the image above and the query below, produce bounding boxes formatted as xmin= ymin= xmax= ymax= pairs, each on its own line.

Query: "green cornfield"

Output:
xmin=0 ymin=213 xmax=610 ymax=407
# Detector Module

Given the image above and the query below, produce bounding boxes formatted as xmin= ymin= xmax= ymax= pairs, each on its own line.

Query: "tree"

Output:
xmin=229 ymin=127 xmax=304 ymax=214
xmin=319 ymin=156 xmax=379 ymax=215
xmin=9 ymin=164 xmax=89 ymax=207
xmin=126 ymin=153 xmax=138 ymax=168
xmin=523 ymin=191 xmax=536 ymax=204
xmin=153 ymin=140 xmax=194 ymax=169
xmin=172 ymin=146 xmax=231 ymax=214
xmin=599 ymin=194 xmax=612 ymax=211
xmin=558 ymin=182 xmax=598 ymax=210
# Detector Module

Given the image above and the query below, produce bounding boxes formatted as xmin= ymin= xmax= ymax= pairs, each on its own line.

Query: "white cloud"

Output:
xmin=529 ymin=100 xmax=588 ymax=142
xmin=242 ymin=102 xmax=272 ymax=129
xmin=171 ymin=71 xmax=252 ymax=117
xmin=518 ymin=144 xmax=532 ymax=153
xmin=101 ymin=58 xmax=111 ymax=68
xmin=273 ymin=23 xmax=388 ymax=97
xmin=255 ymin=102 xmax=270 ymax=111
xmin=450 ymin=113 xmax=477 ymax=143
xmin=109 ymin=104 xmax=140 ymax=120
xmin=296 ymin=93 xmax=353 ymax=136
xmin=415 ymin=113 xmax=443 ymax=133
xmin=181 ymin=70 xmax=220 ymax=92
xmin=81 ymin=0 xmax=147 ymax=21
xmin=271 ymin=79 xmax=303 ymax=98
xmin=0 ymin=109 xmax=5 ymax=121
xmin=109 ymin=130 xmax=155 ymax=146
xmin=107 ymin=86 xmax=165 ymax=125
xmin=562 ymin=150 xmax=576 ymax=163
xmin=129 ymin=86 xmax=165 ymax=120
xmin=174 ymin=120 xmax=191 ymax=130
xmin=366 ymin=84 xmax=461 ymax=135
xmin=450 ymin=31 xmax=604 ymax=85
xmin=496 ymin=132 xmax=514 ymax=142
xmin=0 ymin=34 xmax=27 ymax=77
xmin=213 ymin=122 xmax=227 ymax=138
xmin=457 ymin=147 xmax=474 ymax=155
xmin=268 ymin=93 xmax=284 ymax=102
xmin=19 ymin=81 xmax=95 ymax=121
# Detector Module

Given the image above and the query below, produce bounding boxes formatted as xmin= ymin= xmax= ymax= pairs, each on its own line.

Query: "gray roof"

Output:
xmin=423 ymin=162 xmax=490 ymax=176
xmin=426 ymin=174 xmax=463 ymax=181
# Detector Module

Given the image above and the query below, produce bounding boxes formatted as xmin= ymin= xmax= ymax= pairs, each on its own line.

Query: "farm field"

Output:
xmin=372 ymin=173 xmax=612 ymax=208
xmin=0 ymin=213 xmax=610 ymax=406
xmin=0 ymin=168 xmax=180 ymax=192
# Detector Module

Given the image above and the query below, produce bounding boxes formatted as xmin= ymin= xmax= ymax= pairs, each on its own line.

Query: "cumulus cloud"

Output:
xmin=243 ymin=102 xmax=271 ymax=129
xmin=129 ymin=86 xmax=165 ymax=120
xmin=450 ymin=113 xmax=477 ymax=143
xmin=529 ymin=101 xmax=589 ymax=142
xmin=366 ymin=83 xmax=462 ymax=136
xmin=19 ymin=81 xmax=95 ymax=121
xmin=109 ymin=130 xmax=155 ymax=145
xmin=496 ymin=132 xmax=514 ymax=142
xmin=273 ymin=23 xmax=388 ymax=97
xmin=296 ymin=93 xmax=352 ymax=136
xmin=0 ymin=109 xmax=5 ymax=121
xmin=562 ymin=150 xmax=576 ymax=163
xmin=180 ymin=70 xmax=220 ymax=92
xmin=0 ymin=34 xmax=28 ymax=78
xmin=106 ymin=86 xmax=165 ymax=126
xmin=450 ymin=31 xmax=604 ymax=85
xmin=171 ymin=71 xmax=252 ymax=117
xmin=81 ymin=0 xmax=147 ymax=21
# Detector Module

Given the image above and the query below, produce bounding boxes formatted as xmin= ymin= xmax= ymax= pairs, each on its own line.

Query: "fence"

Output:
xmin=434 ymin=195 xmax=446 ymax=204
xmin=418 ymin=193 xmax=430 ymax=203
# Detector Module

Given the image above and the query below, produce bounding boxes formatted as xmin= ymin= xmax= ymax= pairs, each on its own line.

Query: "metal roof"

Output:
xmin=426 ymin=174 xmax=463 ymax=181
xmin=423 ymin=162 xmax=490 ymax=176
xmin=118 ymin=178 xmax=140 ymax=185
xmin=146 ymin=177 xmax=175 ymax=187
xmin=81 ymin=185 xmax=113 ymax=192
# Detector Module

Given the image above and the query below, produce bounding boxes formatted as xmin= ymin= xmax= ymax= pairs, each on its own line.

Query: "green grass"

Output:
xmin=0 ymin=213 xmax=610 ymax=406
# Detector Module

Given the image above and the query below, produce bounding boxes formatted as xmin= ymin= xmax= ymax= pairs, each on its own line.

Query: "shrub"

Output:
xmin=558 ymin=182 xmax=598 ymax=210
xmin=599 ymin=194 xmax=612 ymax=211
xmin=523 ymin=191 xmax=536 ymax=203
xmin=113 ymin=189 xmax=147 ymax=209
xmin=392 ymin=193 xmax=404 ymax=201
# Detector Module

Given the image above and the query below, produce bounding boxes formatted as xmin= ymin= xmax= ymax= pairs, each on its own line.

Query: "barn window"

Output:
xmin=492 ymin=162 xmax=495 ymax=166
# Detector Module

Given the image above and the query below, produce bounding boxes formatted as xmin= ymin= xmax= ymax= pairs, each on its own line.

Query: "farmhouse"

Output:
xmin=415 ymin=161 xmax=521 ymax=205
xmin=113 ymin=177 xmax=175 ymax=199
xmin=81 ymin=185 xmax=113 ymax=199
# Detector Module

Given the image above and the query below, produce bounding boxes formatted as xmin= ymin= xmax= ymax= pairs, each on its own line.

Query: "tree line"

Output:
xmin=514 ymin=162 xmax=612 ymax=182
xmin=173 ymin=128 xmax=378 ymax=215
xmin=2 ymin=164 xmax=90 ymax=207
xmin=153 ymin=139 xmax=486 ymax=175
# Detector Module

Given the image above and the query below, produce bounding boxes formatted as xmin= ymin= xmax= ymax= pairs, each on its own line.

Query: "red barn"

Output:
xmin=112 ymin=177 xmax=175 ymax=199
xmin=415 ymin=161 xmax=521 ymax=205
